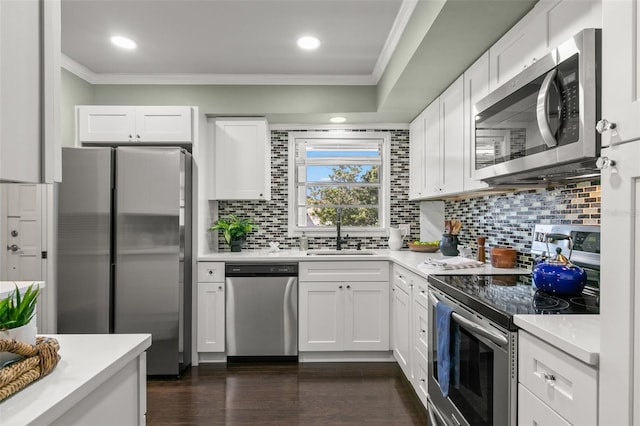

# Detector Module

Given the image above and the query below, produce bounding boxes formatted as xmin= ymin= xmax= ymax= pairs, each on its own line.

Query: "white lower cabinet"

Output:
xmin=518 ymin=331 xmax=598 ymax=425
xmin=298 ymin=261 xmax=389 ymax=352
xmin=197 ymin=262 xmax=225 ymax=353
xmin=392 ymin=264 xmax=428 ymax=410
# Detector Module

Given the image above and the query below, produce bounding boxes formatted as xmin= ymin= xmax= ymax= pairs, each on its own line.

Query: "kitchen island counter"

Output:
xmin=0 ymin=333 xmax=151 ymax=425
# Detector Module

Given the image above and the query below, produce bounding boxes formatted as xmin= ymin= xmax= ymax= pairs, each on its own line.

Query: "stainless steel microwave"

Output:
xmin=473 ymin=29 xmax=601 ymax=185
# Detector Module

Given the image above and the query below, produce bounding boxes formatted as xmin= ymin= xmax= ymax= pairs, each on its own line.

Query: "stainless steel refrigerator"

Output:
xmin=57 ymin=146 xmax=192 ymax=375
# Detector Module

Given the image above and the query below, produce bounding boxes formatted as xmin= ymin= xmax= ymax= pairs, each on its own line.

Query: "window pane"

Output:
xmin=306 ymin=165 xmax=379 ymax=183
xmin=300 ymin=207 xmax=380 ymax=228
xmin=306 ymin=186 xmax=379 ymax=206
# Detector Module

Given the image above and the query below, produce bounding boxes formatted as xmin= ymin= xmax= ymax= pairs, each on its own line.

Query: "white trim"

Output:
xmin=287 ymin=131 xmax=391 ymax=238
xmin=61 ymin=54 xmax=377 ymax=86
xmin=372 ymin=0 xmax=419 ymax=83
xmin=61 ymin=54 xmax=97 ymax=84
xmin=270 ymin=123 xmax=409 ymax=131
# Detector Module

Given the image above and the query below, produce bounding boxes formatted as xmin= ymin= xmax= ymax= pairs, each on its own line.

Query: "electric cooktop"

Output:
xmin=427 ymin=274 xmax=599 ymax=332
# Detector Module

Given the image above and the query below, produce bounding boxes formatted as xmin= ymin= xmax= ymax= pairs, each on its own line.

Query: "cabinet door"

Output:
xmin=299 ymin=281 xmax=344 ymax=351
xmin=213 ymin=118 xmax=270 ymax=200
xmin=463 ymin=52 xmax=490 ymax=192
xmin=392 ymin=284 xmax=411 ymax=377
xmin=0 ymin=0 xmax=47 ymax=183
xmin=344 ymin=281 xmax=389 ymax=351
xmin=489 ymin=7 xmax=547 ymax=89
xmin=423 ymin=99 xmax=441 ymax=197
xmin=135 ymin=106 xmax=192 ymax=142
xmin=197 ymin=282 xmax=225 ymax=352
xmin=601 ymin=0 xmax=640 ymax=146
xmin=409 ymin=110 xmax=426 ymax=200
xmin=440 ymin=76 xmax=464 ymax=195
xmin=78 ymin=106 xmax=136 ymax=142
xmin=599 ymin=142 xmax=640 ymax=425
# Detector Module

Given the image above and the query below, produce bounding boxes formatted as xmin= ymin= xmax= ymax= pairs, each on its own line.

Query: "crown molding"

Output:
xmin=372 ymin=0 xmax=418 ymax=84
xmin=268 ymin=123 xmax=409 ymax=131
xmin=62 ymin=54 xmax=378 ymax=86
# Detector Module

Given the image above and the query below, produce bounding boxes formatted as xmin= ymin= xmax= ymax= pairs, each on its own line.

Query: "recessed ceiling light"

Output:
xmin=111 ymin=36 xmax=137 ymax=50
xmin=330 ymin=116 xmax=347 ymax=123
xmin=297 ymin=36 xmax=320 ymax=50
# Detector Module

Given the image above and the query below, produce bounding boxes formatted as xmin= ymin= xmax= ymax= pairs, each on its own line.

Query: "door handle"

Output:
xmin=536 ymin=68 xmax=559 ymax=148
xmin=7 ymin=244 xmax=20 ymax=252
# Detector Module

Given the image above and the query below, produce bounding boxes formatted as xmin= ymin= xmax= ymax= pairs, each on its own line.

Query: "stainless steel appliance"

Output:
xmin=57 ymin=146 xmax=192 ymax=375
xmin=474 ymin=29 xmax=601 ymax=185
xmin=427 ymin=224 xmax=600 ymax=426
xmin=225 ymin=263 xmax=298 ymax=361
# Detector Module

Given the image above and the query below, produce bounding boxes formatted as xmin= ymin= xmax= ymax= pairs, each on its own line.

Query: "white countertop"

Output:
xmin=0 ymin=333 xmax=151 ymax=425
xmin=514 ymin=315 xmax=600 ymax=366
xmin=0 ymin=281 xmax=45 ymax=299
xmin=198 ymin=249 xmax=529 ymax=278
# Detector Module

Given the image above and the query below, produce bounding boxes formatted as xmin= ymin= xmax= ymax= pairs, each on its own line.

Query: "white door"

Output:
xmin=135 ymin=106 xmax=192 ymax=142
xmin=298 ymin=281 xmax=343 ymax=351
xmin=601 ymin=0 xmax=640 ymax=146
xmin=344 ymin=281 xmax=389 ymax=351
xmin=1 ymin=184 xmax=43 ymax=280
xmin=196 ymin=282 xmax=225 ymax=352
xmin=393 ymin=284 xmax=411 ymax=377
xmin=599 ymin=142 xmax=640 ymax=425
xmin=77 ymin=106 xmax=136 ymax=143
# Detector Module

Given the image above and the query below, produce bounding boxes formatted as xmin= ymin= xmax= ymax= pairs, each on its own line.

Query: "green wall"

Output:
xmin=61 ymin=69 xmax=94 ymax=147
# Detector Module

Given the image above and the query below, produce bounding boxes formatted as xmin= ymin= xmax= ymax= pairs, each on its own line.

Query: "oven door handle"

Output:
xmin=429 ymin=290 xmax=509 ymax=347
xmin=536 ymin=68 xmax=559 ymax=148
xmin=427 ymin=397 xmax=448 ymax=426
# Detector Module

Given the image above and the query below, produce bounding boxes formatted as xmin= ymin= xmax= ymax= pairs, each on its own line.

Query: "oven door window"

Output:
xmin=433 ymin=325 xmax=494 ymax=425
xmin=474 ymin=53 xmax=580 ymax=171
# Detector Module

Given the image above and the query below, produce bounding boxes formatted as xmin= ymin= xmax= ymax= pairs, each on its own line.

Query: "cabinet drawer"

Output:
xmin=197 ymin=262 xmax=225 ymax=282
xmin=413 ymin=298 xmax=428 ymax=359
xmin=519 ymin=331 xmax=597 ymax=425
xmin=412 ymin=350 xmax=428 ymax=408
xmin=518 ymin=384 xmax=571 ymax=426
xmin=300 ymin=261 xmax=389 ymax=282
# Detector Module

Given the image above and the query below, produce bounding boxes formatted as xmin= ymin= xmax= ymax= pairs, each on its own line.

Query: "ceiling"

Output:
xmin=61 ymin=0 xmax=538 ymax=124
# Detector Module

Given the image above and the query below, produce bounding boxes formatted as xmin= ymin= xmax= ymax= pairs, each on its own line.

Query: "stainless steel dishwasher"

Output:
xmin=225 ymin=263 xmax=298 ymax=361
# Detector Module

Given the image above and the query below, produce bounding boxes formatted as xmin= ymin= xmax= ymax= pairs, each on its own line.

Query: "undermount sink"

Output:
xmin=306 ymin=249 xmax=376 ymax=256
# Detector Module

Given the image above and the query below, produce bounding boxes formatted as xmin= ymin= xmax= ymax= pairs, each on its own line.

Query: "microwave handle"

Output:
xmin=536 ymin=68 xmax=558 ymax=148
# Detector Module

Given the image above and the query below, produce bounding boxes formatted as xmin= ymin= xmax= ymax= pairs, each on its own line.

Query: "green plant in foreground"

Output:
xmin=0 ymin=283 xmax=40 ymax=331
xmin=208 ymin=215 xmax=257 ymax=245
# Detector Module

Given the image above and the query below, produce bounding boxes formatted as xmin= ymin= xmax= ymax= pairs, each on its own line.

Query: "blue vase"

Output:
xmin=439 ymin=234 xmax=459 ymax=256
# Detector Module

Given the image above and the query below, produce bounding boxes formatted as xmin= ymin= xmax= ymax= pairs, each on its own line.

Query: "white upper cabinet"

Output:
xmin=463 ymin=52 xmax=490 ymax=192
xmin=409 ymin=76 xmax=464 ymax=200
xmin=0 ymin=0 xmax=60 ymax=183
xmin=438 ymin=75 xmax=464 ymax=195
xmin=77 ymin=106 xmax=193 ymax=144
xmin=210 ymin=118 xmax=271 ymax=200
xmin=600 ymin=0 xmax=640 ymax=146
xmin=489 ymin=0 xmax=602 ymax=90
xmin=409 ymin=110 xmax=426 ymax=200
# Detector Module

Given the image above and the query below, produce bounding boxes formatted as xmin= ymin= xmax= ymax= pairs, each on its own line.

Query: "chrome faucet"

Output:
xmin=336 ymin=208 xmax=349 ymax=250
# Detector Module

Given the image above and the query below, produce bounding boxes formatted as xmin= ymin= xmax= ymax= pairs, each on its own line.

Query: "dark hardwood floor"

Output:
xmin=147 ymin=362 xmax=429 ymax=425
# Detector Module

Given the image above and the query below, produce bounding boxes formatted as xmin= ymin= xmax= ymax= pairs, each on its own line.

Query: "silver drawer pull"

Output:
xmin=544 ymin=373 xmax=556 ymax=386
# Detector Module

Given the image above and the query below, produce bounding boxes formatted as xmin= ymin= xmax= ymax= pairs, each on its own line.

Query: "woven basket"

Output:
xmin=0 ymin=336 xmax=61 ymax=401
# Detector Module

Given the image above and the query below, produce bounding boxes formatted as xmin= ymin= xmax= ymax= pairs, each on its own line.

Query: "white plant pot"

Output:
xmin=0 ymin=320 xmax=37 ymax=367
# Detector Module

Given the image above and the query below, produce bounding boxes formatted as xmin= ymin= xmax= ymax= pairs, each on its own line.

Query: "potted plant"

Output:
xmin=0 ymin=283 xmax=40 ymax=365
xmin=208 ymin=215 xmax=257 ymax=252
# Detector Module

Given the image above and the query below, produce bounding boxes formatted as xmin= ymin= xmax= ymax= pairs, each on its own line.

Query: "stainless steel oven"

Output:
xmin=473 ymin=28 xmax=600 ymax=184
xmin=427 ymin=287 xmax=518 ymax=426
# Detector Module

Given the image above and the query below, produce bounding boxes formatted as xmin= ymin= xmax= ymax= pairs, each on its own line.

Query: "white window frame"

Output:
xmin=288 ymin=131 xmax=391 ymax=237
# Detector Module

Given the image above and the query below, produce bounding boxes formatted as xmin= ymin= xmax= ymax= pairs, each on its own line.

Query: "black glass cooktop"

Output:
xmin=427 ymin=274 xmax=599 ymax=331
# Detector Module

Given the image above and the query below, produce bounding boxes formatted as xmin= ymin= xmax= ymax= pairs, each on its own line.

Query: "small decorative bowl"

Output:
xmin=408 ymin=242 xmax=439 ymax=253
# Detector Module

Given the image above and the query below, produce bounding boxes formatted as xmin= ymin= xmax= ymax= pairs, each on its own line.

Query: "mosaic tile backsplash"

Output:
xmin=215 ymin=129 xmax=421 ymax=251
xmin=445 ymin=180 xmax=601 ymax=269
